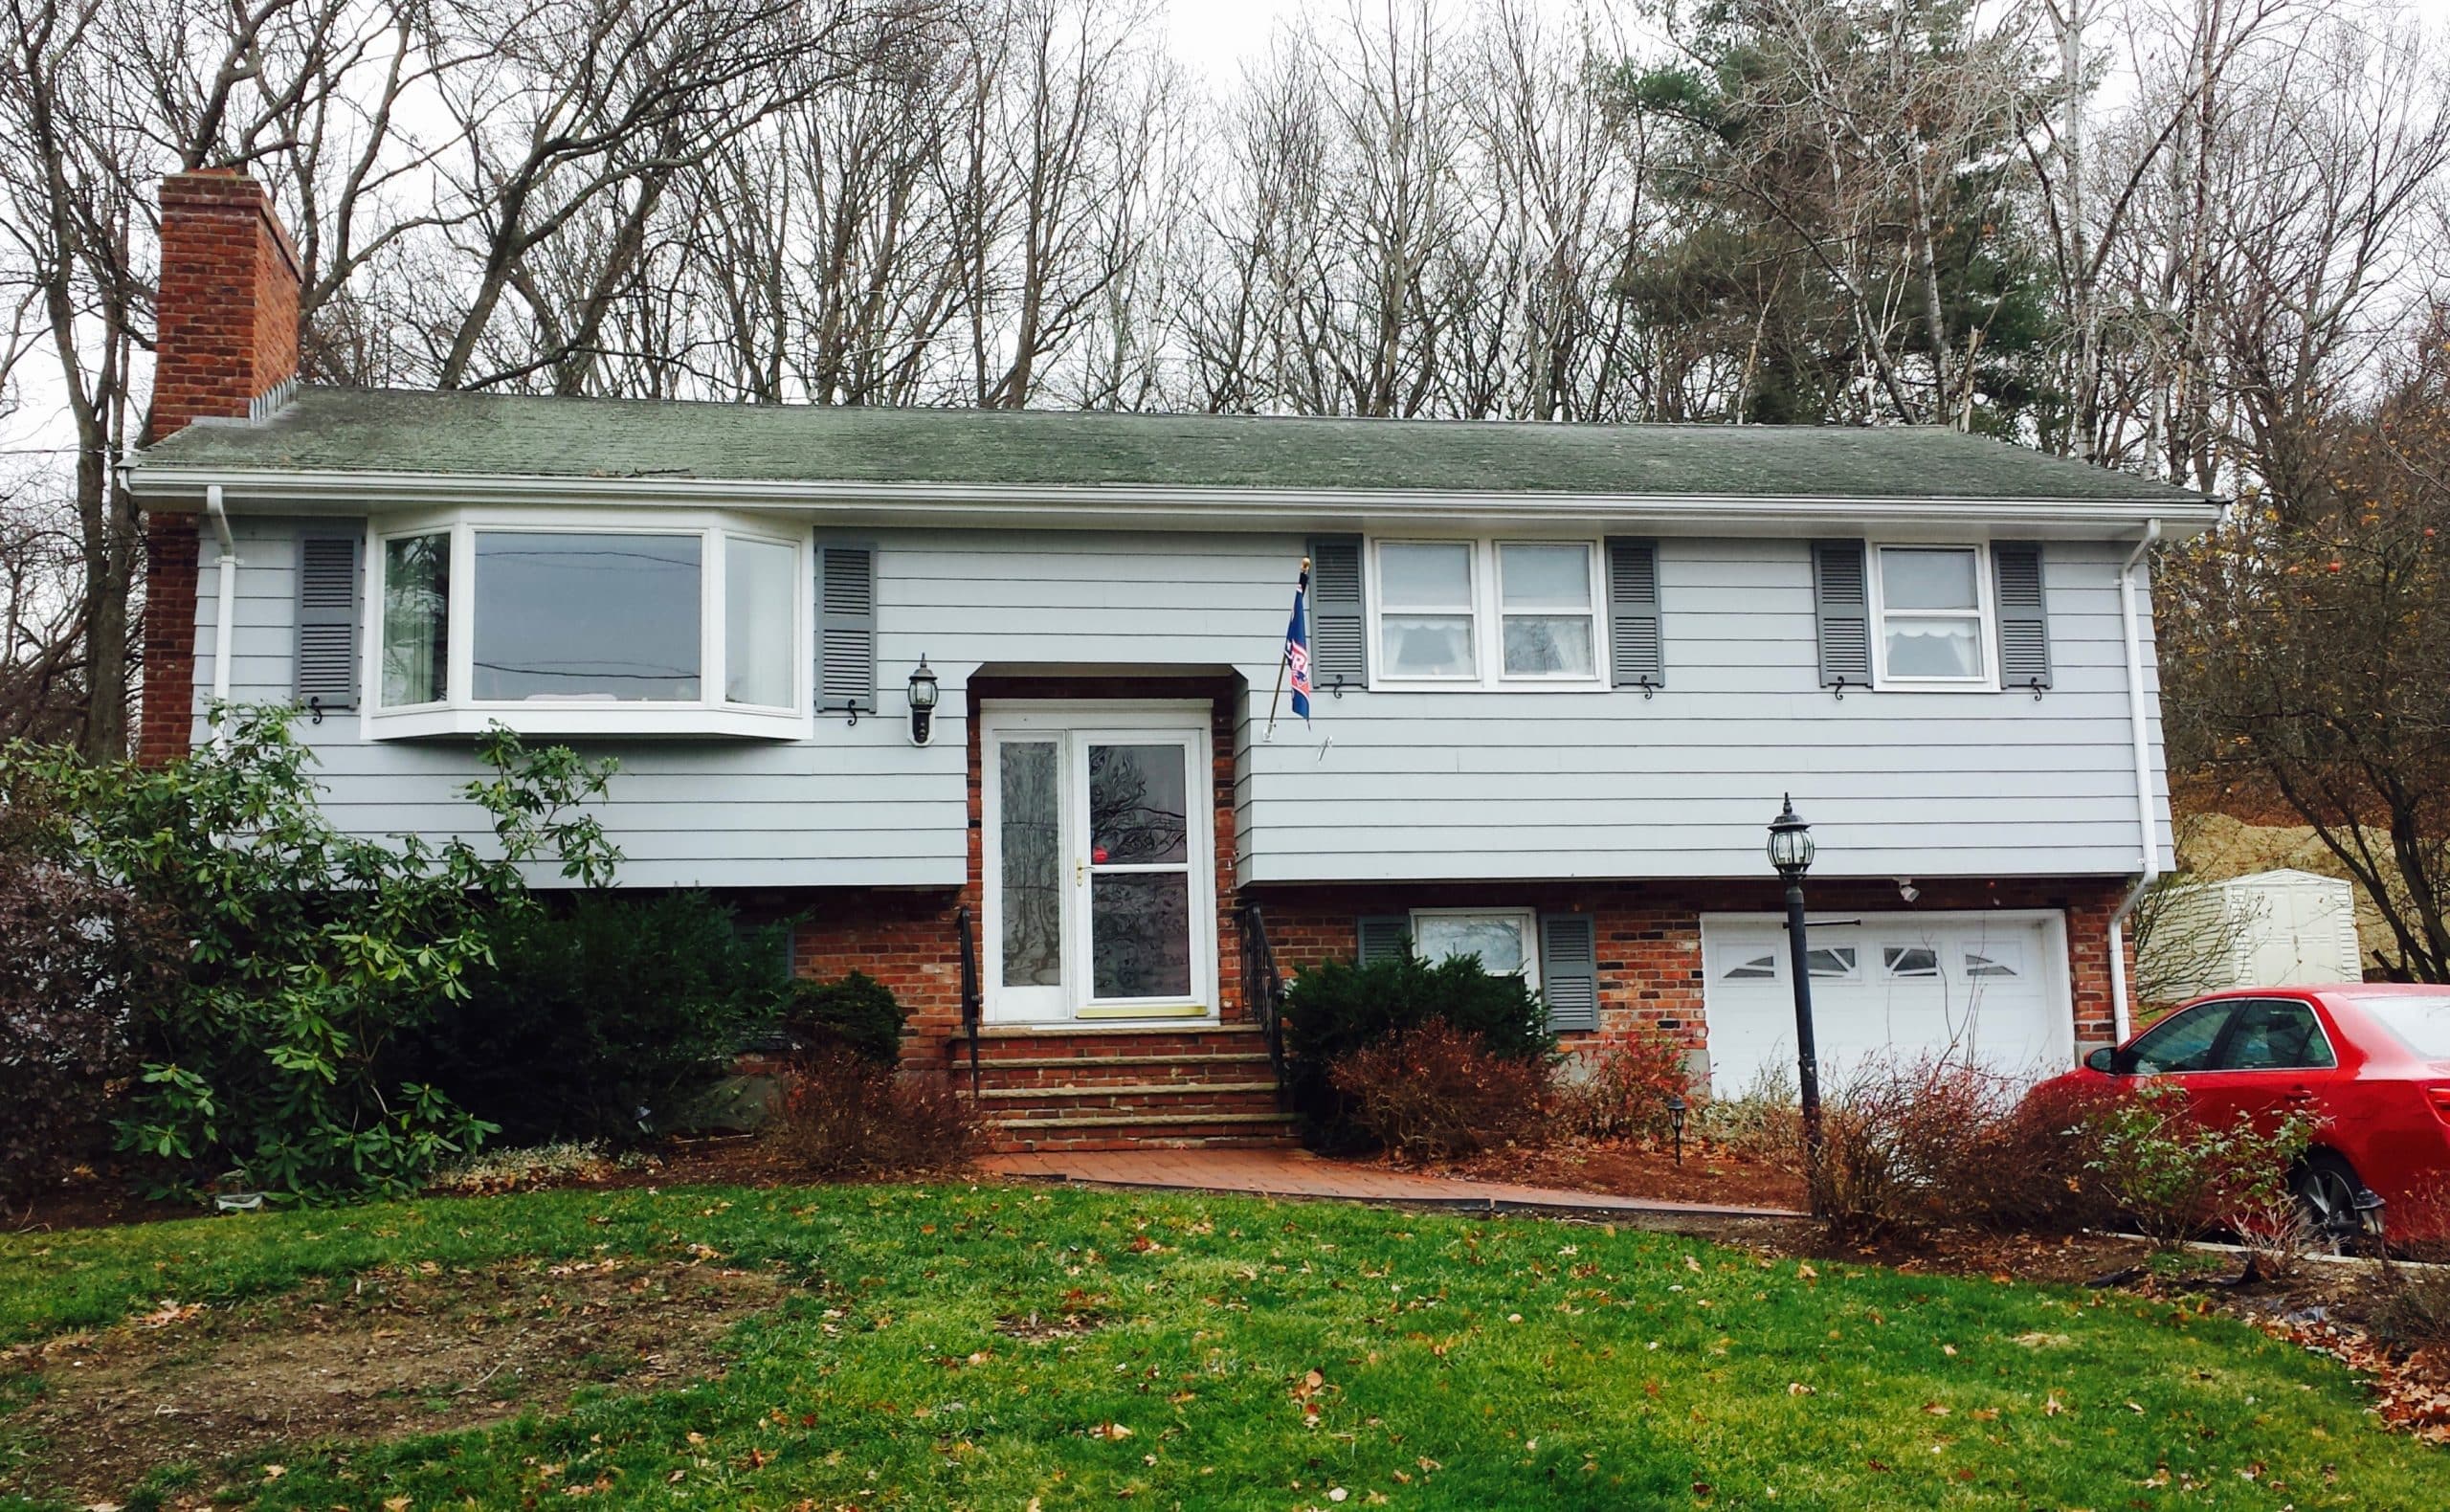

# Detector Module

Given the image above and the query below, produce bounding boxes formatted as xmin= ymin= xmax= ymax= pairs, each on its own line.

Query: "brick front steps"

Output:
xmin=943 ymin=1024 xmax=1298 ymax=1153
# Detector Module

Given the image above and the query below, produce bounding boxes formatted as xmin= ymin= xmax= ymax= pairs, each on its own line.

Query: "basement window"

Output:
xmin=368 ymin=508 xmax=809 ymax=739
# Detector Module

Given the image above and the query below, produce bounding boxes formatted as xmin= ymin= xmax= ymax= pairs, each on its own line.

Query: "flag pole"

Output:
xmin=1264 ymin=555 xmax=1309 ymax=744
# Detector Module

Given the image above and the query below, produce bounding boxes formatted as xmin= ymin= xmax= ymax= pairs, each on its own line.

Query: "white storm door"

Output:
xmin=981 ymin=707 xmax=1214 ymax=1024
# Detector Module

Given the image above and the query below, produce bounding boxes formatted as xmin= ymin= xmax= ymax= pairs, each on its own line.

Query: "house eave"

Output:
xmin=122 ymin=465 xmax=2226 ymax=537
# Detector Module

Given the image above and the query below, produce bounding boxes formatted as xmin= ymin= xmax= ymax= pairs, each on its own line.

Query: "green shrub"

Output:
xmin=0 ymin=706 xmax=619 ymax=1201
xmin=2088 ymin=1079 xmax=2317 ymax=1248
xmin=783 ymin=969 xmax=906 ymax=1065
xmin=405 ymin=890 xmax=789 ymax=1145
xmin=1281 ymin=947 xmax=1553 ymax=1147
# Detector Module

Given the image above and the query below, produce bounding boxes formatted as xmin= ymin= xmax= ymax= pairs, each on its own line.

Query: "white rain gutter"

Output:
xmin=205 ymin=483 xmax=237 ymax=745
xmin=2106 ymin=517 xmax=2164 ymax=1041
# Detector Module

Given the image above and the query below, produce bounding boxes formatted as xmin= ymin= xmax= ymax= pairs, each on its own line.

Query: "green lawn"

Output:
xmin=0 ymin=1182 xmax=2435 ymax=1510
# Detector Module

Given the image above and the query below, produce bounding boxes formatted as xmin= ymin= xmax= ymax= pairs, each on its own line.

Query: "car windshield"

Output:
xmin=2343 ymin=994 xmax=2450 ymax=1058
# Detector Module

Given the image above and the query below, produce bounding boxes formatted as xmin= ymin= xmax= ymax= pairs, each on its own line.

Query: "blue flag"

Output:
xmin=1284 ymin=562 xmax=1312 ymax=726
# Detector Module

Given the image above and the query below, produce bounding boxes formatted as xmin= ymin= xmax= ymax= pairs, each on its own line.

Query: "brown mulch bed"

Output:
xmin=0 ymin=1255 xmax=792 ymax=1505
xmin=1406 ymin=1135 xmax=1811 ymax=1213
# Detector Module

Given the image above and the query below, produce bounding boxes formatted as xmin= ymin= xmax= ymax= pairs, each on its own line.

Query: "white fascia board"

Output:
xmin=123 ymin=465 xmax=2225 ymax=537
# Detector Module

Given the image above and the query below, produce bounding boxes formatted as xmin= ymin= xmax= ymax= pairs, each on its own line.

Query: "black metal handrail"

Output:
xmin=1239 ymin=902 xmax=1290 ymax=1107
xmin=955 ymin=904 xmax=983 ymax=1095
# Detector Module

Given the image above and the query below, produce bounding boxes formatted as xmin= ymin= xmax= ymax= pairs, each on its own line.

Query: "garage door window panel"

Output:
xmin=1882 ymin=945 xmax=1941 ymax=980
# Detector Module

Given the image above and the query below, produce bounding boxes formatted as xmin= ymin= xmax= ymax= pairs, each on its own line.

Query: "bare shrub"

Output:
xmin=1687 ymin=1062 xmax=1803 ymax=1167
xmin=1555 ymin=1028 xmax=1692 ymax=1142
xmin=771 ymin=1050 xmax=982 ymax=1179
xmin=1327 ymin=1021 xmax=1550 ymax=1162
xmin=2232 ymin=1187 xmax=2321 ymax=1285
xmin=1809 ymin=1057 xmax=2127 ymax=1241
xmin=1962 ymin=1078 xmax=2129 ymax=1234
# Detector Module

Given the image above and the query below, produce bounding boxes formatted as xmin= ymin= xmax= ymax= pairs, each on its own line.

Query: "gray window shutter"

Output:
xmin=1605 ymin=537 xmax=1663 ymax=690
xmin=294 ymin=529 xmax=361 ymax=714
xmin=816 ymin=542 xmax=877 ymax=715
xmin=1993 ymin=541 xmax=2052 ymax=693
xmin=1539 ymin=913 xmax=1599 ymax=1033
xmin=1810 ymin=539 xmax=1872 ymax=690
xmin=1307 ymin=535 xmax=1367 ymax=690
xmin=1355 ymin=916 xmax=1410 ymax=966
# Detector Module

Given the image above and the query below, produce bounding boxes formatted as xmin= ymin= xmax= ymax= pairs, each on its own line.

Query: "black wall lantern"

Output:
xmin=1767 ymin=794 xmax=1825 ymax=1209
xmin=906 ymin=655 xmax=939 ymax=746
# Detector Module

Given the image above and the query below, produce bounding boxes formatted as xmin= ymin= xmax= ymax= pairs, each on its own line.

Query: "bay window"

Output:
xmin=1371 ymin=538 xmax=1604 ymax=688
xmin=368 ymin=509 xmax=808 ymax=737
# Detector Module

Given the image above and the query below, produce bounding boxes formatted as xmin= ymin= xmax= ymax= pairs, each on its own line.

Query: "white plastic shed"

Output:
xmin=2141 ymin=868 xmax=2365 ymax=1001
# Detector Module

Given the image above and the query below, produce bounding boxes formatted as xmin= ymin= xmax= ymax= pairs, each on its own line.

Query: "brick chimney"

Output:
xmin=140 ymin=168 xmax=301 ymax=766
xmin=151 ymin=168 xmax=301 ymax=438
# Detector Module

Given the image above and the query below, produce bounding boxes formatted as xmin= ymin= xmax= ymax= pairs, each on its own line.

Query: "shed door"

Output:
xmin=1700 ymin=912 xmax=2070 ymax=1094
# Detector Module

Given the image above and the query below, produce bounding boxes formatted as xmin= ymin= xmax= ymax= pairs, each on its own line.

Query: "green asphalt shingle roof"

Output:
xmin=133 ymin=385 xmax=2209 ymax=504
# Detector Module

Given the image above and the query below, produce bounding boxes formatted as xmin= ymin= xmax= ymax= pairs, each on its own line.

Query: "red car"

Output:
xmin=2053 ymin=985 xmax=2450 ymax=1241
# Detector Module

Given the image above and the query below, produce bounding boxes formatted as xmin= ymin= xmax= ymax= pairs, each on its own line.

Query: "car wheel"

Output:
xmin=2293 ymin=1151 xmax=2380 ymax=1248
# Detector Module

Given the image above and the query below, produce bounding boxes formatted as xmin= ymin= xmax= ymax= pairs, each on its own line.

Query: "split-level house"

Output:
xmin=129 ymin=170 xmax=2217 ymax=1150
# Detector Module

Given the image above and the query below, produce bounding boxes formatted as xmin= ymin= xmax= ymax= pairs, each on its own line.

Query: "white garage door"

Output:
xmin=1700 ymin=911 xmax=2074 ymax=1095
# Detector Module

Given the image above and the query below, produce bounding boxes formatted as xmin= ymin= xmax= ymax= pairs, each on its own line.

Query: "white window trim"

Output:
xmin=1868 ymin=542 xmax=1996 ymax=691
xmin=1408 ymin=906 xmax=1542 ymax=989
xmin=1367 ymin=536 xmax=1608 ymax=691
xmin=362 ymin=505 xmax=813 ymax=741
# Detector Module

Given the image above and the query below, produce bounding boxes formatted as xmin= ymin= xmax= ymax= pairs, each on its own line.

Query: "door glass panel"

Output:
xmin=2120 ymin=1002 xmax=2238 ymax=1075
xmin=2219 ymin=1000 xmax=2336 ymax=1071
xmin=1088 ymin=744 xmax=1189 ymax=864
xmin=998 ymin=741 xmax=1061 ymax=989
xmin=1091 ymin=873 xmax=1192 ymax=998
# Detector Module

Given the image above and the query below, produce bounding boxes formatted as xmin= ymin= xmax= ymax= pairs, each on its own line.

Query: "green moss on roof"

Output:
xmin=133 ymin=386 xmax=2208 ymax=503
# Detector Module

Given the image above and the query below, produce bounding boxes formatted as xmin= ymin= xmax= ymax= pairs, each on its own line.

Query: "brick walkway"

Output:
xmin=976 ymin=1147 xmax=1802 ymax=1219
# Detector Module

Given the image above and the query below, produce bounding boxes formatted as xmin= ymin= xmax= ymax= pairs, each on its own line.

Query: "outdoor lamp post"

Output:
xmin=1666 ymin=1094 xmax=1687 ymax=1167
xmin=1767 ymin=794 xmax=1824 ymax=1207
xmin=906 ymin=656 xmax=940 ymax=746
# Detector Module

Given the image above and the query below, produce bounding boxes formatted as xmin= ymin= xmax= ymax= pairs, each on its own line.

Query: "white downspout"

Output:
xmin=2106 ymin=517 xmax=2163 ymax=1042
xmin=206 ymin=484 xmax=237 ymax=745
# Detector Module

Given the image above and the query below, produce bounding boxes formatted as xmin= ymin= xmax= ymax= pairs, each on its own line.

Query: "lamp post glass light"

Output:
xmin=1767 ymin=795 xmax=1825 ymax=1203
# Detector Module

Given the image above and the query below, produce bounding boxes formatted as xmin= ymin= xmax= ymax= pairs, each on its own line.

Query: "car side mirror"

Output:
xmin=2084 ymin=1046 xmax=2117 ymax=1075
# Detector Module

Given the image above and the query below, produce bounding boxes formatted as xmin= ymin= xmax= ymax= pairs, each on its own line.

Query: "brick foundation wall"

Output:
xmin=1249 ymin=875 xmax=2134 ymax=1072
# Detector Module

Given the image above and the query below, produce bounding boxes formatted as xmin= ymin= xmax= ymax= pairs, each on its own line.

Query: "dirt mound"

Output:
xmin=1 ymin=1256 xmax=791 ymax=1504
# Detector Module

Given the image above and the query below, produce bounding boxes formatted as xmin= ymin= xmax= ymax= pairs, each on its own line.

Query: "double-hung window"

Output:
xmin=368 ymin=509 xmax=808 ymax=738
xmin=1872 ymin=545 xmax=1991 ymax=686
xmin=1371 ymin=538 xmax=1604 ymax=688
